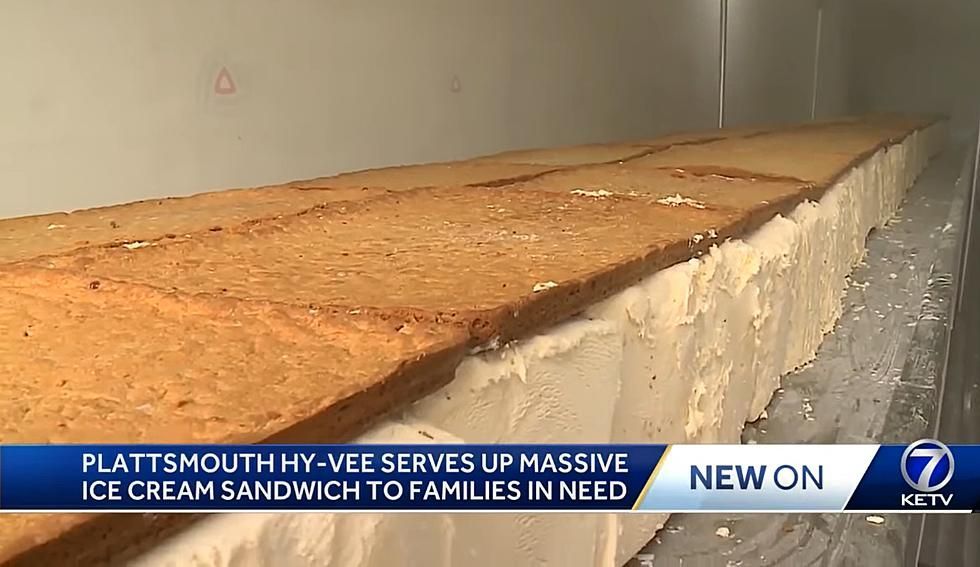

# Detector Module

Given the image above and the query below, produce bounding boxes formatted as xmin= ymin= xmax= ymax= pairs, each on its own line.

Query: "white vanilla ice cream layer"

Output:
xmin=134 ymin=123 xmax=945 ymax=567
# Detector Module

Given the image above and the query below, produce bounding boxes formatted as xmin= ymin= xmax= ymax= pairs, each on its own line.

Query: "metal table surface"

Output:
xmin=915 ymin=131 xmax=980 ymax=567
xmin=628 ymin=144 xmax=977 ymax=567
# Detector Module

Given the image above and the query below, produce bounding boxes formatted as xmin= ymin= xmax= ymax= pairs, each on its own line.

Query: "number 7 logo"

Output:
xmin=901 ymin=440 xmax=954 ymax=492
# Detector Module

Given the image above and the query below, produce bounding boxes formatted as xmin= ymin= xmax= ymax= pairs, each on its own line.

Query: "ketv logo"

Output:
xmin=900 ymin=439 xmax=955 ymax=507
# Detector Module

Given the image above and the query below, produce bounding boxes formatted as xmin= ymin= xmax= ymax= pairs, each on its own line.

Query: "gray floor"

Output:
xmin=629 ymin=146 xmax=977 ymax=567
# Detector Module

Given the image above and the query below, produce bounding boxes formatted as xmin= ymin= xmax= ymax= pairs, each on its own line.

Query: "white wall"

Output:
xmin=813 ymin=0 xmax=852 ymax=119
xmin=723 ymin=0 xmax=821 ymax=127
xmin=847 ymin=0 xmax=980 ymax=141
xmin=0 ymin=0 xmax=722 ymax=218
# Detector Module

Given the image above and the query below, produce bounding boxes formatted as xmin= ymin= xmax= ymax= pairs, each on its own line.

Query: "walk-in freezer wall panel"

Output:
xmin=0 ymin=0 xmax=724 ymax=219
xmin=847 ymin=0 xmax=980 ymax=140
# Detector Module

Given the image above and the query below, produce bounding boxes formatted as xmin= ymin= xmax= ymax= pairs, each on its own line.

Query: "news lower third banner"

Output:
xmin=0 ymin=441 xmax=977 ymax=513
